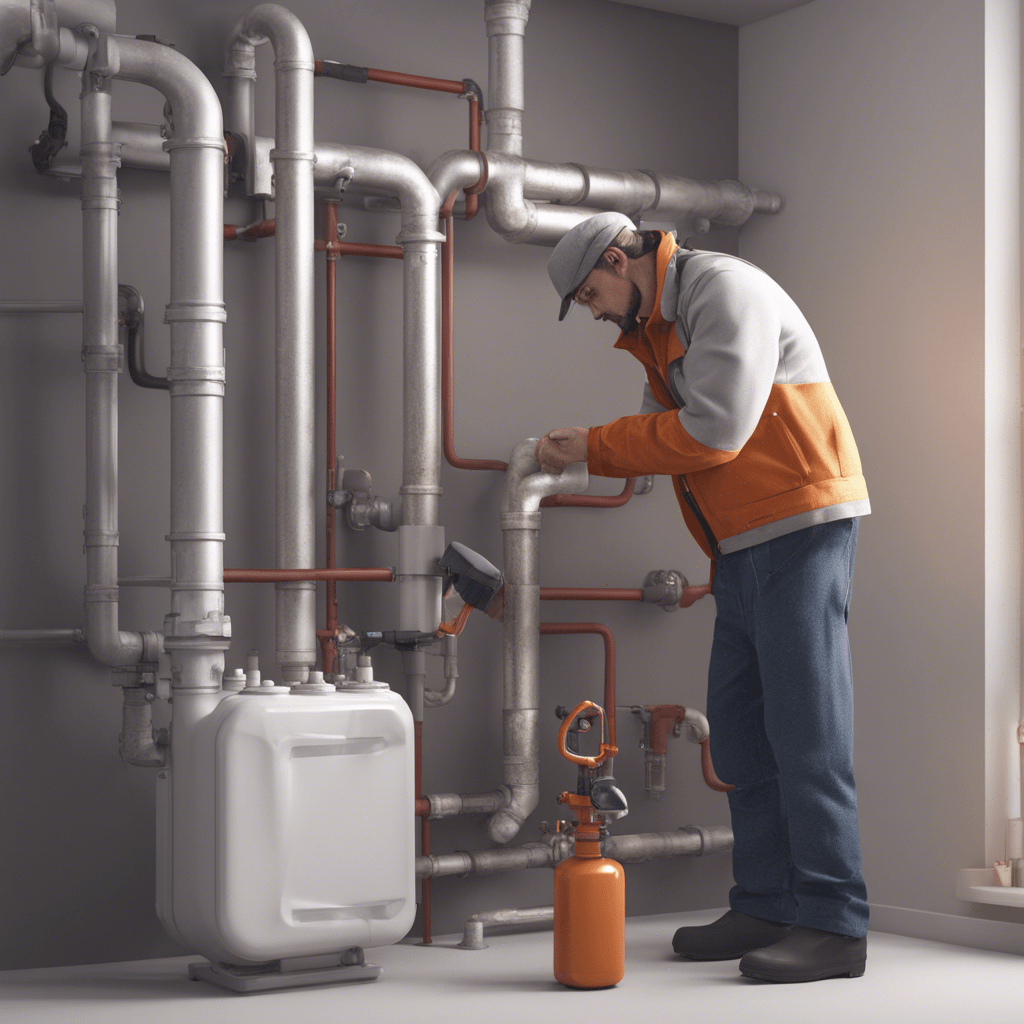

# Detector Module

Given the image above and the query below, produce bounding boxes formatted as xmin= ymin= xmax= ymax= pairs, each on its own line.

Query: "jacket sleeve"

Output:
xmin=587 ymin=264 xmax=781 ymax=478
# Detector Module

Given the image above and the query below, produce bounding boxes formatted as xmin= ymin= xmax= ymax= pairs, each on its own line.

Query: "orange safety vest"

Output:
xmin=586 ymin=232 xmax=869 ymax=589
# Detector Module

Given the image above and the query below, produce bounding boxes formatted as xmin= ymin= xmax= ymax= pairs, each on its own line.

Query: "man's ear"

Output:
xmin=603 ymin=247 xmax=628 ymax=276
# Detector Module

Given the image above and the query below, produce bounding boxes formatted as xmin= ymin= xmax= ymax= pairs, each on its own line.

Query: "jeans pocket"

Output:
xmin=765 ymin=526 xmax=813 ymax=579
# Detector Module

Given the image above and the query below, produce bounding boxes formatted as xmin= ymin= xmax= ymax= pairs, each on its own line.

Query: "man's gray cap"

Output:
xmin=547 ymin=212 xmax=638 ymax=321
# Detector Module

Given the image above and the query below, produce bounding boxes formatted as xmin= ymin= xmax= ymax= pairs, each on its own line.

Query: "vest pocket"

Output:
xmin=771 ymin=412 xmax=812 ymax=481
xmin=701 ymin=411 xmax=808 ymax=512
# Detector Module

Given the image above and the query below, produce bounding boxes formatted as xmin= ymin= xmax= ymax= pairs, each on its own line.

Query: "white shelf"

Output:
xmin=956 ymin=867 xmax=1024 ymax=908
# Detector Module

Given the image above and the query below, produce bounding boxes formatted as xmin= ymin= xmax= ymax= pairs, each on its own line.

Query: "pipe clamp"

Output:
xmin=82 ymin=347 xmax=123 ymax=372
xmin=269 ymin=148 xmax=317 ymax=164
xmin=164 ymin=302 xmax=227 ymax=324
xmin=162 ymin=137 xmax=230 ymax=152
xmin=500 ymin=511 xmax=540 ymax=531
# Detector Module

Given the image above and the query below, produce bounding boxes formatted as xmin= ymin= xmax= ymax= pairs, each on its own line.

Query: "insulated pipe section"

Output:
xmin=416 ymin=824 xmax=733 ymax=878
xmin=79 ymin=36 xmax=147 ymax=668
xmin=226 ymin=5 xmax=316 ymax=683
xmin=489 ymin=440 xmax=588 ymax=844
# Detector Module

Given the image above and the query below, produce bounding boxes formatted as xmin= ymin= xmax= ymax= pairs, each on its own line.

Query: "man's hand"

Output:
xmin=535 ymin=427 xmax=589 ymax=474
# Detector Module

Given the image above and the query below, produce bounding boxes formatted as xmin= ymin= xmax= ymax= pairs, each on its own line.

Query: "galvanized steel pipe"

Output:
xmin=226 ymin=5 xmax=317 ymax=683
xmin=415 ymin=824 xmax=733 ymax=878
xmin=487 ymin=441 xmax=588 ymax=843
xmin=79 ymin=44 xmax=146 ymax=668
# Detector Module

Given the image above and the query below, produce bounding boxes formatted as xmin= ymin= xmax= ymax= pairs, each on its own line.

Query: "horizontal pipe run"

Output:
xmin=540 ymin=477 xmax=636 ymax=508
xmin=367 ymin=67 xmax=466 ymax=94
xmin=224 ymin=568 xmax=394 ymax=582
xmin=541 ymin=588 xmax=642 ymax=601
xmin=0 ymin=301 xmax=83 ymax=313
xmin=225 ymin=218 xmax=405 ymax=259
xmin=415 ymin=824 xmax=733 ymax=878
xmin=315 ymin=239 xmax=404 ymax=259
xmin=0 ymin=629 xmax=85 ymax=644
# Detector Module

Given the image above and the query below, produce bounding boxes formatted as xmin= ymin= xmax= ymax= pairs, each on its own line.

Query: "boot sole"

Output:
xmin=739 ymin=959 xmax=866 ymax=983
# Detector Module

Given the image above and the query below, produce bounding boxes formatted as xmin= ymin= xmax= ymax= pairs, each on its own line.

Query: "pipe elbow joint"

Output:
xmin=229 ymin=4 xmax=314 ymax=64
xmin=487 ymin=783 xmax=539 ymax=844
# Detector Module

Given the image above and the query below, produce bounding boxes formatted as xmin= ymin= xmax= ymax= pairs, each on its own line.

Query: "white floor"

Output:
xmin=1 ymin=909 xmax=1022 ymax=1024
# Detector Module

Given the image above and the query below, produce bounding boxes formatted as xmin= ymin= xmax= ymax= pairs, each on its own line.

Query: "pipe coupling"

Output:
xmin=484 ymin=0 xmax=532 ymax=34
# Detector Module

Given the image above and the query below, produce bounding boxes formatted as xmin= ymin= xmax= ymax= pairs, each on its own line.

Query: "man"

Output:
xmin=536 ymin=211 xmax=870 ymax=984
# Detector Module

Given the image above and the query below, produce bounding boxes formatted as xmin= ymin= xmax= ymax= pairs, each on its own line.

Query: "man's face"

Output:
xmin=573 ymin=261 xmax=642 ymax=332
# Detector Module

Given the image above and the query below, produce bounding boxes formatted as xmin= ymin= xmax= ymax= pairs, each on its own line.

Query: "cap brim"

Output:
xmin=558 ymin=294 xmax=574 ymax=321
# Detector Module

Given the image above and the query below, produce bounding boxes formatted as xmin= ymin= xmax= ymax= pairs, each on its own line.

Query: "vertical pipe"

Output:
xmin=324 ymin=201 xmax=339 ymax=675
xmin=484 ymin=0 xmax=530 ymax=156
xmin=80 ymin=50 xmax=144 ymax=667
xmin=114 ymin=33 xmax=230 ymax=958
xmin=275 ymin=49 xmax=316 ymax=684
xmin=227 ymin=5 xmax=318 ymax=683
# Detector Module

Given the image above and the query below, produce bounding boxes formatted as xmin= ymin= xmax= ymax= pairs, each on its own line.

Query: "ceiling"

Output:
xmin=606 ymin=0 xmax=818 ymax=27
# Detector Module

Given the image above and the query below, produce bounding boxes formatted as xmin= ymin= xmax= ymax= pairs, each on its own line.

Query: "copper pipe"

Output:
xmin=367 ymin=66 xmax=465 ymax=94
xmin=465 ymin=97 xmax=482 ymax=220
xmin=540 ymin=622 xmax=617 ymax=752
xmin=541 ymin=477 xmax=636 ymax=508
xmin=441 ymin=191 xmax=508 ymax=471
xmin=324 ymin=201 xmax=340 ymax=674
xmin=700 ymin=737 xmax=735 ymax=793
xmin=415 ymin=797 xmax=429 ymax=817
xmin=224 ymin=568 xmax=394 ymax=582
xmin=224 ymin=218 xmax=276 ymax=241
xmin=414 ymin=720 xmax=432 ymax=943
xmin=541 ymin=587 xmax=643 ymax=601
xmin=315 ymin=239 xmax=405 ymax=259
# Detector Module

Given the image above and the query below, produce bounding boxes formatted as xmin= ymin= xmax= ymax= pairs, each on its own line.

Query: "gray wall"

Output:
xmin=741 ymin=0 xmax=1024 ymax=945
xmin=0 ymin=0 xmax=742 ymax=970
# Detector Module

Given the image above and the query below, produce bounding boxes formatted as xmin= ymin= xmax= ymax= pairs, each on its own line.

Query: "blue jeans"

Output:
xmin=706 ymin=517 xmax=868 ymax=938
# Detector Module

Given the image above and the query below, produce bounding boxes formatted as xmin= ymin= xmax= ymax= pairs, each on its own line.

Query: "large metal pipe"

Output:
xmin=113 ymin=31 xmax=229 ymax=957
xmin=417 ymin=823 xmax=733 ymax=879
xmin=488 ymin=441 xmax=588 ymax=843
xmin=483 ymin=0 xmax=529 ymax=156
xmin=79 ymin=36 xmax=147 ymax=669
xmin=480 ymin=1 xmax=781 ymax=246
xmin=226 ymin=5 xmax=316 ymax=683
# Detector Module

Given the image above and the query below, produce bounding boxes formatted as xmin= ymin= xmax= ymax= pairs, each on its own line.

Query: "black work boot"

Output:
xmin=738 ymin=925 xmax=867 ymax=982
xmin=671 ymin=910 xmax=793 ymax=961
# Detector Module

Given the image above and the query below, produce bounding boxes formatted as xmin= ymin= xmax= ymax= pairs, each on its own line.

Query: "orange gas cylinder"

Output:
xmin=552 ymin=700 xmax=629 ymax=989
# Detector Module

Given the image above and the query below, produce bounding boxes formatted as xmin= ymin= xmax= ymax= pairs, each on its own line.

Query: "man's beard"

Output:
xmin=611 ymin=284 xmax=643 ymax=332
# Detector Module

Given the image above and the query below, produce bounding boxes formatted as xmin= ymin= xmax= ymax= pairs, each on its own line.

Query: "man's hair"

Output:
xmin=593 ymin=227 xmax=661 ymax=270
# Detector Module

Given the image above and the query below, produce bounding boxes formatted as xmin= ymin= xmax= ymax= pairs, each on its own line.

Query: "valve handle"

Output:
xmin=557 ymin=699 xmax=614 ymax=768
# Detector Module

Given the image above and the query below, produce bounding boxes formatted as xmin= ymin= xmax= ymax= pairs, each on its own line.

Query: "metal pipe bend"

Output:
xmin=226 ymin=3 xmax=315 ymax=65
xmin=502 ymin=439 xmax=588 ymax=513
xmin=115 ymin=36 xmax=222 ymax=144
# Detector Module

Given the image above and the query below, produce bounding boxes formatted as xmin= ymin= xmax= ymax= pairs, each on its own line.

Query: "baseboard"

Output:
xmin=868 ymin=902 xmax=1024 ymax=957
